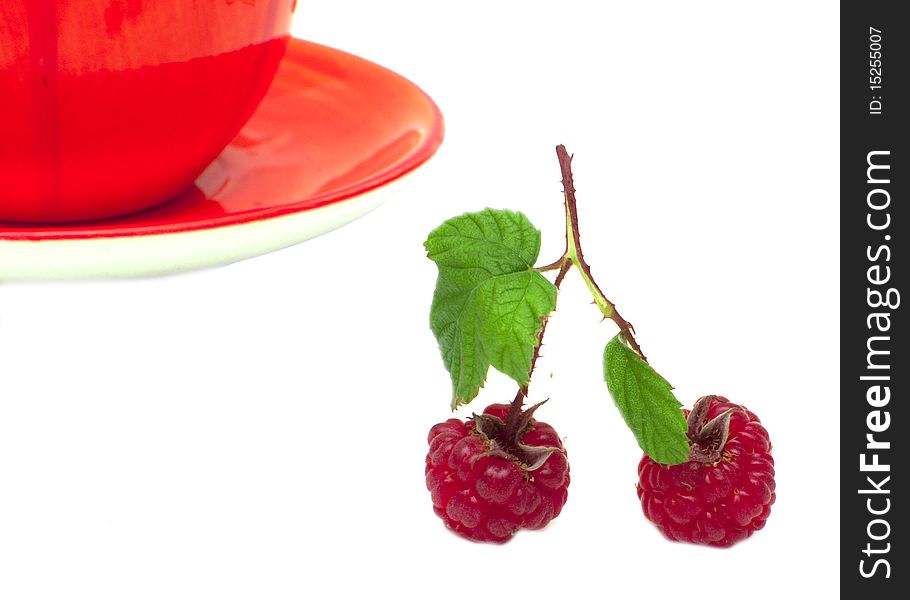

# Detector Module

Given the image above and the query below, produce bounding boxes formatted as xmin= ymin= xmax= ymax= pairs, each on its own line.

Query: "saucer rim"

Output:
xmin=0 ymin=38 xmax=444 ymax=242
xmin=0 ymin=173 xmax=408 ymax=279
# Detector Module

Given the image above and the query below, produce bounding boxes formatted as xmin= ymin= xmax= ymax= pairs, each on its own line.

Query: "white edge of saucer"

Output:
xmin=0 ymin=175 xmax=407 ymax=280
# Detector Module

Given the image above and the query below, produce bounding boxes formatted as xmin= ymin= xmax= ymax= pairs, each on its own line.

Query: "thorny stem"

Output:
xmin=535 ymin=258 xmax=566 ymax=273
xmin=503 ymin=145 xmax=646 ymax=433
xmin=555 ymin=144 xmax=646 ymax=362
xmin=503 ymin=259 xmax=572 ymax=437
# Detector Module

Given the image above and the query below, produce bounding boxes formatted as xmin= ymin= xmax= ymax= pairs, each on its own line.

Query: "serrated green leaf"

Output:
xmin=425 ymin=208 xmax=557 ymax=408
xmin=603 ymin=334 xmax=689 ymax=464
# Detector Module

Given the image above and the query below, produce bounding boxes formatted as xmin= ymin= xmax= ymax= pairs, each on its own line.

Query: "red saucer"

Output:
xmin=0 ymin=39 xmax=444 ymax=278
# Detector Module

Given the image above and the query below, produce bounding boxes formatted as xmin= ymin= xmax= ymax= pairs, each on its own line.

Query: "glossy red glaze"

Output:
xmin=0 ymin=39 xmax=445 ymax=241
xmin=0 ymin=0 xmax=295 ymax=223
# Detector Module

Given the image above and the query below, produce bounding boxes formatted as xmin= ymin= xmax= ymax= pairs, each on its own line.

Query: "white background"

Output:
xmin=0 ymin=1 xmax=838 ymax=598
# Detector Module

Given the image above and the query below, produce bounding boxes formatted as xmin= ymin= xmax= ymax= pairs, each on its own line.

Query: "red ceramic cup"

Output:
xmin=0 ymin=0 xmax=296 ymax=223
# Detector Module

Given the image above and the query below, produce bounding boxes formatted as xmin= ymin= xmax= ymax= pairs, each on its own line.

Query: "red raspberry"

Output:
xmin=425 ymin=402 xmax=570 ymax=543
xmin=637 ymin=395 xmax=775 ymax=547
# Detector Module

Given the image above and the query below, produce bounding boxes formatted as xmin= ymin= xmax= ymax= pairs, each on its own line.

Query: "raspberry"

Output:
xmin=425 ymin=402 xmax=570 ymax=543
xmin=636 ymin=395 xmax=775 ymax=547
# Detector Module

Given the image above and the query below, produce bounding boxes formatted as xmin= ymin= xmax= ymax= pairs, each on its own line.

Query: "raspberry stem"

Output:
xmin=504 ymin=145 xmax=647 ymax=437
xmin=503 ymin=259 xmax=572 ymax=439
xmin=503 ymin=144 xmax=648 ymax=436
xmin=555 ymin=145 xmax=646 ymax=362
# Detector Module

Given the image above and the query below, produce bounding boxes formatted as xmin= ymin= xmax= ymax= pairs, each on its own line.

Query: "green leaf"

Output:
xmin=425 ymin=208 xmax=557 ymax=408
xmin=603 ymin=334 xmax=689 ymax=464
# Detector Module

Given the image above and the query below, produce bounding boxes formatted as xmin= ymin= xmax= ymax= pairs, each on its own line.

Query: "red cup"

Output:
xmin=0 ymin=1 xmax=296 ymax=223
